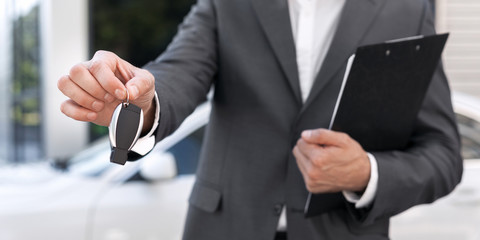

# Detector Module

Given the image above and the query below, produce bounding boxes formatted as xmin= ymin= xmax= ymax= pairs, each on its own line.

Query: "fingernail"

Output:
xmin=87 ymin=112 xmax=97 ymax=121
xmin=302 ymin=130 xmax=312 ymax=138
xmin=129 ymin=85 xmax=139 ymax=99
xmin=115 ymin=89 xmax=125 ymax=100
xmin=104 ymin=93 xmax=115 ymax=103
xmin=92 ymin=101 xmax=103 ymax=111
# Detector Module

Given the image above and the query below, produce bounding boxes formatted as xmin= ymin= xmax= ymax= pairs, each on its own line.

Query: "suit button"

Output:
xmin=274 ymin=204 xmax=283 ymax=216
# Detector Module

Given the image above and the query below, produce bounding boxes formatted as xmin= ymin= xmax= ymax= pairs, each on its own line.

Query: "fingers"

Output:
xmin=294 ymin=130 xmax=371 ymax=193
xmin=60 ymin=99 xmax=97 ymax=122
xmin=293 ymin=144 xmax=334 ymax=193
xmin=293 ymin=145 xmax=317 ymax=191
xmin=88 ymin=50 xmax=127 ymax=100
xmin=125 ymin=69 xmax=154 ymax=100
xmin=294 ymin=138 xmax=335 ymax=173
xmin=301 ymin=129 xmax=350 ymax=147
xmin=58 ymin=50 xmax=156 ymax=126
xmin=70 ymin=63 xmax=115 ymax=103
xmin=296 ymin=137 xmax=330 ymax=160
xmin=58 ymin=75 xmax=105 ymax=112
xmin=293 ymin=145 xmax=311 ymax=177
xmin=68 ymin=50 xmax=153 ymax=103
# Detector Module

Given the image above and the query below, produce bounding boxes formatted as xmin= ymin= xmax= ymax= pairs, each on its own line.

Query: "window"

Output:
xmin=168 ymin=127 xmax=205 ymax=175
xmin=0 ymin=0 xmax=43 ymax=164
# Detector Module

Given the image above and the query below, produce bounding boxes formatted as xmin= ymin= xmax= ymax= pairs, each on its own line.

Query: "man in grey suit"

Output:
xmin=58 ymin=0 xmax=462 ymax=239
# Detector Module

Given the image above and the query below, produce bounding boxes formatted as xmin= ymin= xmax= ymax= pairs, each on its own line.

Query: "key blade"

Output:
xmin=110 ymin=147 xmax=128 ymax=165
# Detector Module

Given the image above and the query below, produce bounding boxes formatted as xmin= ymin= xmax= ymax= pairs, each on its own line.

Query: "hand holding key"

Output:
xmin=57 ymin=50 xmax=156 ymax=133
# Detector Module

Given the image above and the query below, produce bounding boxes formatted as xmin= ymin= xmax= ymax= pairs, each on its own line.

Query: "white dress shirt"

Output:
xmin=276 ymin=0 xmax=379 ymax=230
xmin=128 ymin=0 xmax=378 ymax=231
xmin=289 ymin=0 xmax=345 ymax=102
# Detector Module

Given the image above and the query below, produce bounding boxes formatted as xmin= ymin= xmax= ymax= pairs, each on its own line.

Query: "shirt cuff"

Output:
xmin=342 ymin=153 xmax=378 ymax=209
xmin=130 ymin=92 xmax=160 ymax=156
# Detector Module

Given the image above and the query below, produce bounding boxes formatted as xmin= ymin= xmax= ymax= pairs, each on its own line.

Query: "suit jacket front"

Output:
xmin=143 ymin=0 xmax=463 ymax=239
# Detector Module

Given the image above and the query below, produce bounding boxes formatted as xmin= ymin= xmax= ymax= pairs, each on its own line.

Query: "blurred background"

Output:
xmin=0 ymin=0 xmax=195 ymax=164
xmin=0 ymin=0 xmax=479 ymax=240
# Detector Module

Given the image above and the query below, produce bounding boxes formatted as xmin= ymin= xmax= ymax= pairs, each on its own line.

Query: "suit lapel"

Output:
xmin=250 ymin=0 xmax=302 ymax=104
xmin=302 ymin=0 xmax=385 ymax=111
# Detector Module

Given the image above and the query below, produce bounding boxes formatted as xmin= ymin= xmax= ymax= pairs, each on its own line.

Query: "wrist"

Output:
xmin=141 ymin=95 xmax=156 ymax=135
xmin=343 ymin=153 xmax=378 ymax=208
xmin=352 ymin=153 xmax=371 ymax=192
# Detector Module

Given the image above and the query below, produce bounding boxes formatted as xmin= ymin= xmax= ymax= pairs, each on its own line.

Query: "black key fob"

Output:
xmin=108 ymin=102 xmax=144 ymax=165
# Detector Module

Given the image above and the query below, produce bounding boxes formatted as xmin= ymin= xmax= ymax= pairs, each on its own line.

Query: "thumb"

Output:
xmin=125 ymin=68 xmax=155 ymax=101
xmin=301 ymin=129 xmax=348 ymax=147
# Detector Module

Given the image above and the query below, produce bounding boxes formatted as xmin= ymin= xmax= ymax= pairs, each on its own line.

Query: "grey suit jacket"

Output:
xmin=143 ymin=0 xmax=463 ymax=239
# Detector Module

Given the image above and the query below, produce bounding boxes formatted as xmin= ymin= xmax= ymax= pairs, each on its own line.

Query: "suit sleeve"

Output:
xmin=143 ymin=0 xmax=217 ymax=141
xmin=348 ymin=1 xmax=463 ymax=225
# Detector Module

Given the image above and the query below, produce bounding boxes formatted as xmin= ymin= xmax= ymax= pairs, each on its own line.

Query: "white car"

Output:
xmin=0 ymin=102 xmax=210 ymax=240
xmin=391 ymin=92 xmax=480 ymax=240
xmin=1 ymin=92 xmax=479 ymax=240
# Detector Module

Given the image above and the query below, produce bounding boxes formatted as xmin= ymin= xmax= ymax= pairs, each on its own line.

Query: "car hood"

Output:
xmin=0 ymin=163 xmax=107 ymax=215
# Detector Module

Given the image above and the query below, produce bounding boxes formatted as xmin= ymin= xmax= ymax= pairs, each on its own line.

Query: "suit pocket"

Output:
xmin=346 ymin=216 xmax=389 ymax=237
xmin=189 ymin=181 xmax=222 ymax=213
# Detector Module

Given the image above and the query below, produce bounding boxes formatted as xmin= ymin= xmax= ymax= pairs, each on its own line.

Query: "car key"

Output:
xmin=108 ymin=90 xmax=144 ymax=165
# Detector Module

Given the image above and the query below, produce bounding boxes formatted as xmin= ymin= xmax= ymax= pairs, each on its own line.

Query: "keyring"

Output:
xmin=123 ymin=88 xmax=130 ymax=107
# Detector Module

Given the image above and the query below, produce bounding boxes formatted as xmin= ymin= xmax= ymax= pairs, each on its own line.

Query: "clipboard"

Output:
xmin=304 ymin=33 xmax=449 ymax=218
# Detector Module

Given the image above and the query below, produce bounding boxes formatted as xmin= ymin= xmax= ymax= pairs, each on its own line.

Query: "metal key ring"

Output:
xmin=123 ymin=88 xmax=130 ymax=107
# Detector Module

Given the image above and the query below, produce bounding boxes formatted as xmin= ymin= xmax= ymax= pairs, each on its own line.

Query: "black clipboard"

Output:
xmin=304 ymin=33 xmax=449 ymax=218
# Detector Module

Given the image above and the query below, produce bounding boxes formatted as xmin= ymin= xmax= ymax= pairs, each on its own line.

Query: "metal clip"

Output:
xmin=123 ymin=89 xmax=130 ymax=107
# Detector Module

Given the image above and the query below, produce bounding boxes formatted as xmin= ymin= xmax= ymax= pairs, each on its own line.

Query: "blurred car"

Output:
xmin=1 ymin=91 xmax=480 ymax=240
xmin=391 ymin=91 xmax=480 ymax=240
xmin=0 ymin=102 xmax=210 ymax=240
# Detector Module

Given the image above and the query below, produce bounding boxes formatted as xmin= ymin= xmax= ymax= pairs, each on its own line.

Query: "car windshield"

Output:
xmin=167 ymin=126 xmax=205 ymax=175
xmin=65 ymin=124 xmax=206 ymax=179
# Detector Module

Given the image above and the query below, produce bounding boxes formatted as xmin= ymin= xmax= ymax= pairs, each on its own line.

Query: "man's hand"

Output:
xmin=293 ymin=129 xmax=371 ymax=193
xmin=57 ymin=50 xmax=156 ymax=132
